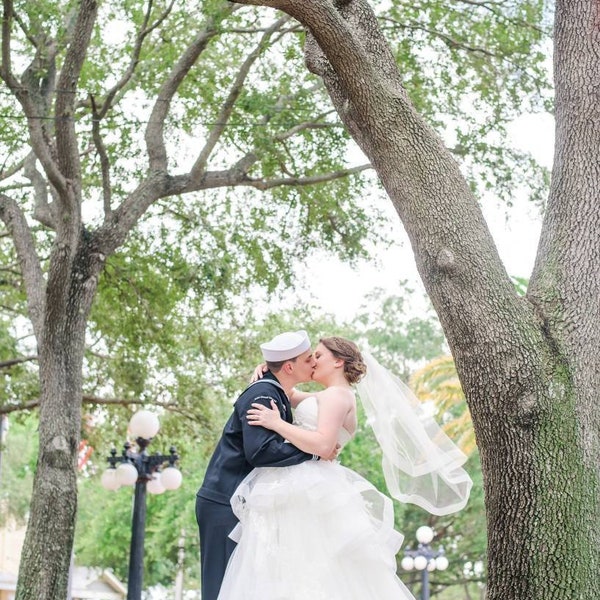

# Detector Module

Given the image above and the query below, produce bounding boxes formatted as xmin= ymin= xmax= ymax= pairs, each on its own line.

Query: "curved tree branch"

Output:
xmin=0 ymin=193 xmax=45 ymax=338
xmin=190 ymin=14 xmax=293 ymax=184
xmin=145 ymin=1 xmax=237 ymax=171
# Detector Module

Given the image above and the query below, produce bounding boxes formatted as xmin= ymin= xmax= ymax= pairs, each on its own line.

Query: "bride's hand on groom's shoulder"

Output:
xmin=247 ymin=400 xmax=282 ymax=429
xmin=250 ymin=363 xmax=268 ymax=382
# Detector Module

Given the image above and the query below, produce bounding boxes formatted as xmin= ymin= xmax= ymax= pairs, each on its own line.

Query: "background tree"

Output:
xmin=355 ymin=286 xmax=447 ymax=380
xmin=0 ymin=0 xmax=549 ymax=598
xmin=411 ymin=354 xmax=475 ymax=455
xmin=232 ymin=1 xmax=598 ymax=598
xmin=0 ymin=3 xmax=376 ymax=595
xmin=355 ymin=297 xmax=486 ymax=599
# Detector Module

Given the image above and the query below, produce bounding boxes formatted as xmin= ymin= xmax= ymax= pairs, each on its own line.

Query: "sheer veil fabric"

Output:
xmin=356 ymin=352 xmax=472 ymax=516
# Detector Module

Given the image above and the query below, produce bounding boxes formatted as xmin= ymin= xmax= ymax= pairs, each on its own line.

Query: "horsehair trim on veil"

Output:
xmin=355 ymin=351 xmax=472 ymax=516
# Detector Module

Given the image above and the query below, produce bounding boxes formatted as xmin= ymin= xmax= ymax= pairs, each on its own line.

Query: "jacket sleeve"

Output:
xmin=236 ymin=388 xmax=316 ymax=467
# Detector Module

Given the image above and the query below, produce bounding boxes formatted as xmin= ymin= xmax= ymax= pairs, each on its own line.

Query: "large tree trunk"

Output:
xmin=234 ymin=1 xmax=600 ymax=598
xmin=16 ymin=235 xmax=102 ymax=600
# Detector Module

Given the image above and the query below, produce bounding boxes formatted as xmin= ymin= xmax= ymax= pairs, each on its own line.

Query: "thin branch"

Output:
xmin=0 ymin=355 xmax=38 ymax=369
xmin=0 ymin=399 xmax=38 ymax=414
xmin=224 ymin=22 xmax=302 ymax=34
xmin=241 ymin=164 xmax=372 ymax=191
xmin=275 ymin=114 xmax=338 ymax=141
xmin=0 ymin=155 xmax=25 ymax=182
xmin=0 ymin=182 xmax=32 ymax=193
xmin=0 ymin=395 xmax=204 ymax=424
xmin=11 ymin=5 xmax=38 ymax=48
xmin=385 ymin=19 xmax=496 ymax=57
xmin=0 ymin=193 xmax=45 ymax=338
xmin=192 ymin=162 xmax=371 ymax=191
xmin=454 ymin=0 xmax=546 ymax=34
xmin=190 ymin=14 xmax=292 ymax=183
xmin=145 ymin=1 xmax=236 ymax=171
xmin=24 ymin=152 xmax=56 ymax=228
xmin=90 ymin=96 xmax=112 ymax=218
xmin=98 ymin=0 xmax=177 ymax=119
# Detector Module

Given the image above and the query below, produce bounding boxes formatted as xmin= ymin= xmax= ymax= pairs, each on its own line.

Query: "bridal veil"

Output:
xmin=355 ymin=352 xmax=472 ymax=516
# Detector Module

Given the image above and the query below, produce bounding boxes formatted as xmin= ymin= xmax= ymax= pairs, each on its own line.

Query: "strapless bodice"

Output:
xmin=293 ymin=396 xmax=353 ymax=446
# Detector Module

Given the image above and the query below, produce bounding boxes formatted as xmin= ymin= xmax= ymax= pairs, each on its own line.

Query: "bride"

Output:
xmin=216 ymin=336 xmax=471 ymax=600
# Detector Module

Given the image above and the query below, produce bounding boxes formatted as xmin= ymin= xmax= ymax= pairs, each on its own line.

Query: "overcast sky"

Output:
xmin=291 ymin=111 xmax=555 ymax=321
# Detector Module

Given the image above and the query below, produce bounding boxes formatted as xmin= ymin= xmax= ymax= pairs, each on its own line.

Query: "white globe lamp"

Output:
xmin=400 ymin=556 xmax=415 ymax=571
xmin=414 ymin=555 xmax=428 ymax=571
xmin=116 ymin=462 xmax=139 ymax=486
xmin=128 ymin=410 xmax=160 ymax=440
xmin=147 ymin=474 xmax=166 ymax=495
xmin=416 ymin=525 xmax=435 ymax=545
xmin=101 ymin=468 xmax=121 ymax=491
xmin=435 ymin=556 xmax=449 ymax=571
xmin=161 ymin=467 xmax=183 ymax=490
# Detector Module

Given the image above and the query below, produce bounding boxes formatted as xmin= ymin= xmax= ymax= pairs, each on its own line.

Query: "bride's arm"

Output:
xmin=247 ymin=389 xmax=347 ymax=457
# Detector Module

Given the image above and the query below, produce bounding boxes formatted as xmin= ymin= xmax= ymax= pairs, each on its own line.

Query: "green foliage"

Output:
xmin=355 ymin=286 xmax=447 ymax=379
xmin=382 ymin=0 xmax=551 ymax=206
xmin=0 ymin=415 xmax=38 ymax=526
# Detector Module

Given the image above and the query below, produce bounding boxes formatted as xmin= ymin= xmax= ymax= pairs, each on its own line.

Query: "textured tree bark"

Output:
xmin=15 ymin=232 xmax=104 ymax=600
xmin=232 ymin=1 xmax=599 ymax=598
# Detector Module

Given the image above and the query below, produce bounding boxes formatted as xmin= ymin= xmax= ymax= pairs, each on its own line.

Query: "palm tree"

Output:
xmin=410 ymin=355 xmax=477 ymax=456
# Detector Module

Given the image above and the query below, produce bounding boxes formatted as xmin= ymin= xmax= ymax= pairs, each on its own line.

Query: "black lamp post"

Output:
xmin=101 ymin=410 xmax=183 ymax=600
xmin=401 ymin=526 xmax=449 ymax=600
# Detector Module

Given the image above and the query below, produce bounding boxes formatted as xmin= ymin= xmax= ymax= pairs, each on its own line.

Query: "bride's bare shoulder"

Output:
xmin=316 ymin=386 xmax=354 ymax=405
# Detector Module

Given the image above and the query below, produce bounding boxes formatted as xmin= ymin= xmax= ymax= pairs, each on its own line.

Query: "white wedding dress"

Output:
xmin=217 ymin=396 xmax=416 ymax=600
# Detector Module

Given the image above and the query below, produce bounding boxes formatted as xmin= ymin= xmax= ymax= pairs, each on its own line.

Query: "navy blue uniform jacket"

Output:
xmin=197 ymin=372 xmax=314 ymax=505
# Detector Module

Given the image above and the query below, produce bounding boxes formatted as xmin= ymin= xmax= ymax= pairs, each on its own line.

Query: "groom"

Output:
xmin=196 ymin=329 xmax=330 ymax=600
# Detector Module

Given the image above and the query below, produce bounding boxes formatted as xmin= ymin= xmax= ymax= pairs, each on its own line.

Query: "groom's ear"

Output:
xmin=282 ymin=361 xmax=294 ymax=375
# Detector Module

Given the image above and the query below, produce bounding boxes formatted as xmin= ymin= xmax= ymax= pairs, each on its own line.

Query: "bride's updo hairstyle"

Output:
xmin=320 ymin=337 xmax=367 ymax=385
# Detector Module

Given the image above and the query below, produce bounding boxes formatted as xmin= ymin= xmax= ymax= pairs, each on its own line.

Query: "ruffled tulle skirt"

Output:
xmin=217 ymin=460 xmax=415 ymax=600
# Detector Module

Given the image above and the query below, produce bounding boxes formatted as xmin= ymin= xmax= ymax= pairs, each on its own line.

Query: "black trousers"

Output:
xmin=196 ymin=495 xmax=238 ymax=600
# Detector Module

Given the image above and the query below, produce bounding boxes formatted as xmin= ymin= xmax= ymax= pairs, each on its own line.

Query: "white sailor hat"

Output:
xmin=260 ymin=330 xmax=311 ymax=362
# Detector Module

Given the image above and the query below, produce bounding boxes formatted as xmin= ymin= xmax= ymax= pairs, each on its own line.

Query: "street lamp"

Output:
xmin=101 ymin=410 xmax=182 ymax=600
xmin=400 ymin=525 xmax=449 ymax=600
